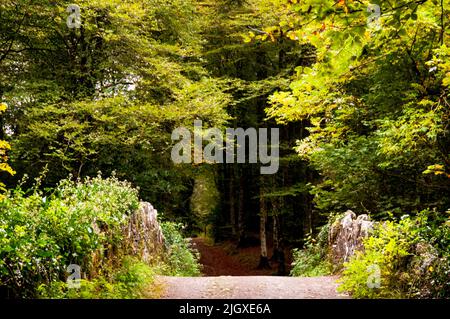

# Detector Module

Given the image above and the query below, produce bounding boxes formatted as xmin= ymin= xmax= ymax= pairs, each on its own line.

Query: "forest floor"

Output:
xmin=191 ymin=237 xmax=287 ymax=276
xmin=157 ymin=238 xmax=348 ymax=299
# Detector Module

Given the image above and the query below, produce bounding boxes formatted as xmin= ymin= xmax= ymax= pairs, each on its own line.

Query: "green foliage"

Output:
xmin=263 ymin=2 xmax=450 ymax=293
xmin=37 ymin=257 xmax=157 ymax=299
xmin=190 ymin=169 xmax=220 ymax=234
xmin=0 ymin=174 xmax=202 ymax=298
xmin=199 ymin=0 xmax=318 ymax=245
xmin=11 ymin=89 xmax=229 ymax=214
xmin=338 ymin=217 xmax=417 ymax=298
xmin=1 ymin=0 xmax=449 ymax=300
xmin=1 ymin=0 xmax=230 ymax=217
xmin=290 ymin=222 xmax=332 ymax=277
xmin=0 ymin=104 xmax=15 ymax=199
xmin=160 ymin=222 xmax=201 ymax=277
xmin=338 ymin=212 xmax=450 ymax=298
xmin=264 ymin=0 xmax=450 ymax=216
xmin=0 ymin=174 xmax=139 ymax=298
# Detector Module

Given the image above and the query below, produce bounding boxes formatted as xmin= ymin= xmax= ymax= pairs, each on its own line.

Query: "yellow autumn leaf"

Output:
xmin=0 ymin=163 xmax=16 ymax=175
xmin=287 ymin=31 xmax=298 ymax=41
xmin=0 ymin=141 xmax=11 ymax=150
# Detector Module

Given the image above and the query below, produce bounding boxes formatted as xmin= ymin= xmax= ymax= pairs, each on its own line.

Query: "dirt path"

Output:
xmin=158 ymin=275 xmax=348 ymax=299
xmin=190 ymin=238 xmax=278 ymax=276
xmin=158 ymin=238 xmax=348 ymax=299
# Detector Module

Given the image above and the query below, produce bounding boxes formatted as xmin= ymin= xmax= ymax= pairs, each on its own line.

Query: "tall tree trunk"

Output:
xmin=305 ymin=171 xmax=313 ymax=237
xmin=302 ymin=193 xmax=312 ymax=239
xmin=271 ymin=198 xmax=286 ymax=275
xmin=271 ymin=211 xmax=280 ymax=261
xmin=229 ymin=166 xmax=236 ymax=238
xmin=271 ymin=188 xmax=280 ymax=261
xmin=237 ymin=172 xmax=245 ymax=245
xmin=258 ymin=179 xmax=270 ymax=269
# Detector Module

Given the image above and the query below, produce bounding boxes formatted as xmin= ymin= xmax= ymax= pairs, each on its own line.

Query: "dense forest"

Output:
xmin=0 ymin=0 xmax=449 ymax=299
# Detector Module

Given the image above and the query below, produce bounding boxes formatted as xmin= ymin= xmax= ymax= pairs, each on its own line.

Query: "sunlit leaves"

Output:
xmin=423 ymin=164 xmax=450 ymax=178
xmin=1 ymin=0 xmax=232 ymax=213
xmin=261 ymin=0 xmax=450 ymax=215
xmin=0 ymin=103 xmax=15 ymax=199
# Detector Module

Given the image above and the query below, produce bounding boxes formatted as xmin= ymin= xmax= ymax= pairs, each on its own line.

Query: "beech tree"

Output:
xmin=1 ymin=0 xmax=230 ymax=215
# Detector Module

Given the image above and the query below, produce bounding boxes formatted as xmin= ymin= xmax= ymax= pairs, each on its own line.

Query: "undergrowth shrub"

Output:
xmin=160 ymin=222 xmax=201 ymax=277
xmin=37 ymin=256 xmax=158 ymax=299
xmin=338 ymin=211 xmax=450 ymax=298
xmin=0 ymin=174 xmax=202 ymax=298
xmin=290 ymin=221 xmax=332 ymax=277
xmin=0 ymin=174 xmax=139 ymax=298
